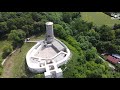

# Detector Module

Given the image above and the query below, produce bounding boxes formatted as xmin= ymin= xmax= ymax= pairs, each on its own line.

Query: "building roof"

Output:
xmin=46 ymin=22 xmax=53 ymax=25
xmin=112 ymin=54 xmax=120 ymax=59
xmin=107 ymin=55 xmax=120 ymax=64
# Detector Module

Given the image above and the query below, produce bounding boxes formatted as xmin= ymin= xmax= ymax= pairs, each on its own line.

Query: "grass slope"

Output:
xmin=0 ymin=40 xmax=11 ymax=63
xmin=1 ymin=34 xmax=44 ymax=78
xmin=1 ymin=43 xmax=35 ymax=78
xmin=81 ymin=12 xmax=120 ymax=27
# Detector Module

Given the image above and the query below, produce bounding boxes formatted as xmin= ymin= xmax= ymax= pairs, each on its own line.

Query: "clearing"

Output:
xmin=81 ymin=12 xmax=120 ymax=27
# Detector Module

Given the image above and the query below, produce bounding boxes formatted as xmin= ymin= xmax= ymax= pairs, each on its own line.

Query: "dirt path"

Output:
xmin=1 ymin=58 xmax=14 ymax=78
xmin=1 ymin=49 xmax=19 ymax=78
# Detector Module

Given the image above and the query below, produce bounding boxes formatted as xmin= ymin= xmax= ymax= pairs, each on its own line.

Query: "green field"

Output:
xmin=81 ymin=12 xmax=120 ymax=27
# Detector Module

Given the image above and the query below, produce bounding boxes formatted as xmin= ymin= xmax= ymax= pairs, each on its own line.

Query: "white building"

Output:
xmin=26 ymin=22 xmax=71 ymax=78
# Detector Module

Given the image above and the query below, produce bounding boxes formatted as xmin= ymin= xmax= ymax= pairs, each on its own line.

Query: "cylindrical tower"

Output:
xmin=45 ymin=22 xmax=54 ymax=43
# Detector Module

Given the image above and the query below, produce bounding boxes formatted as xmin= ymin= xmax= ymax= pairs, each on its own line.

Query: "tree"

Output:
xmin=115 ymin=64 xmax=120 ymax=72
xmin=2 ymin=44 xmax=13 ymax=59
xmin=15 ymin=17 xmax=27 ymax=29
xmin=76 ymin=36 xmax=88 ymax=43
xmin=7 ymin=19 xmax=17 ymax=31
xmin=87 ymin=29 xmax=100 ymax=40
xmin=22 ymin=25 xmax=34 ymax=37
xmin=0 ymin=22 xmax=8 ymax=32
xmin=95 ymin=57 xmax=103 ymax=64
xmin=65 ymin=35 xmax=83 ymax=54
xmin=8 ymin=29 xmax=26 ymax=48
xmin=87 ymin=70 xmax=102 ymax=78
xmin=70 ymin=18 xmax=91 ymax=35
xmin=80 ymin=41 xmax=92 ymax=50
xmin=6 ymin=12 xmax=17 ymax=19
xmin=0 ymin=13 xmax=4 ymax=22
xmin=115 ymin=29 xmax=120 ymax=39
xmin=31 ymin=12 xmax=41 ymax=22
xmin=113 ymin=24 xmax=120 ymax=30
xmin=99 ymin=25 xmax=115 ymax=41
xmin=88 ymin=36 xmax=99 ymax=47
xmin=33 ymin=21 xmax=45 ymax=35
xmin=54 ymin=24 xmax=68 ymax=39
xmin=85 ymin=47 xmax=97 ymax=61
xmin=71 ymin=12 xmax=81 ymax=19
xmin=62 ymin=12 xmax=72 ymax=23
xmin=62 ymin=12 xmax=81 ymax=23
xmin=96 ymin=41 xmax=115 ymax=53
xmin=63 ymin=53 xmax=81 ymax=78
xmin=46 ymin=12 xmax=63 ymax=23
xmin=112 ymin=39 xmax=120 ymax=45
xmin=59 ymin=21 xmax=73 ymax=35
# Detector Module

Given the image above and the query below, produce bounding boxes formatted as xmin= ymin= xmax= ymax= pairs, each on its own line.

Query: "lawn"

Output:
xmin=81 ymin=12 xmax=120 ymax=27
xmin=12 ymin=43 xmax=35 ymax=78
xmin=0 ymin=34 xmax=44 ymax=78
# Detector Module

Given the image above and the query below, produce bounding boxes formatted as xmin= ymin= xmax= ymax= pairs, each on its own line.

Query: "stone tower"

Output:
xmin=45 ymin=22 xmax=54 ymax=44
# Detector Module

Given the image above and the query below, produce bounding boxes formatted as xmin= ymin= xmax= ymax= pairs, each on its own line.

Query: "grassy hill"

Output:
xmin=0 ymin=34 xmax=44 ymax=78
xmin=81 ymin=12 xmax=120 ymax=27
xmin=0 ymin=40 xmax=11 ymax=63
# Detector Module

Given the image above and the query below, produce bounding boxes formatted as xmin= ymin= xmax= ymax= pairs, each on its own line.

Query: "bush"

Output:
xmin=95 ymin=57 xmax=103 ymax=64
xmin=2 ymin=44 xmax=13 ymax=59
xmin=34 ymin=74 xmax=44 ymax=78
xmin=8 ymin=29 xmax=26 ymax=48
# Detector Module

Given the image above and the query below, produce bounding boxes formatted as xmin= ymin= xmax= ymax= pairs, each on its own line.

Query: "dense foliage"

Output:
xmin=8 ymin=29 xmax=26 ymax=48
xmin=0 ymin=12 xmax=120 ymax=78
xmin=2 ymin=44 xmax=13 ymax=59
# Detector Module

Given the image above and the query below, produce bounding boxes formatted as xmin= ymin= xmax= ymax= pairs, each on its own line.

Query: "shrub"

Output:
xmin=2 ymin=44 xmax=13 ymax=59
xmin=34 ymin=74 xmax=44 ymax=78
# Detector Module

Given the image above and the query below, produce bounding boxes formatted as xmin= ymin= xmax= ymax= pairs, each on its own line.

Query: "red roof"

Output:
xmin=106 ymin=55 xmax=120 ymax=64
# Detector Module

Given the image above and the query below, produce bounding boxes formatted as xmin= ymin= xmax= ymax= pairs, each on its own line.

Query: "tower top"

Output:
xmin=45 ymin=22 xmax=54 ymax=43
xmin=46 ymin=22 xmax=53 ymax=26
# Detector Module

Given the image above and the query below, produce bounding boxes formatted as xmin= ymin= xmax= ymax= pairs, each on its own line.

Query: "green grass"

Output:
xmin=1 ymin=34 xmax=44 ymax=78
xmin=12 ymin=43 xmax=35 ymax=78
xmin=81 ymin=12 xmax=120 ymax=27
xmin=12 ymin=34 xmax=44 ymax=78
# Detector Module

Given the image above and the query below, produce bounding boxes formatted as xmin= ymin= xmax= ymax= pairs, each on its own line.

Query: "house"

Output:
xmin=106 ymin=55 xmax=120 ymax=64
xmin=112 ymin=54 xmax=120 ymax=59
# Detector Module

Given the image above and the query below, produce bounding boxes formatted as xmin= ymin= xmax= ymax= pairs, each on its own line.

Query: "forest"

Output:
xmin=0 ymin=12 xmax=120 ymax=78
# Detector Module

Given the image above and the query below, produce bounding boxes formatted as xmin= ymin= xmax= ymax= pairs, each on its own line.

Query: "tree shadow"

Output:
xmin=0 ymin=34 xmax=8 ymax=41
